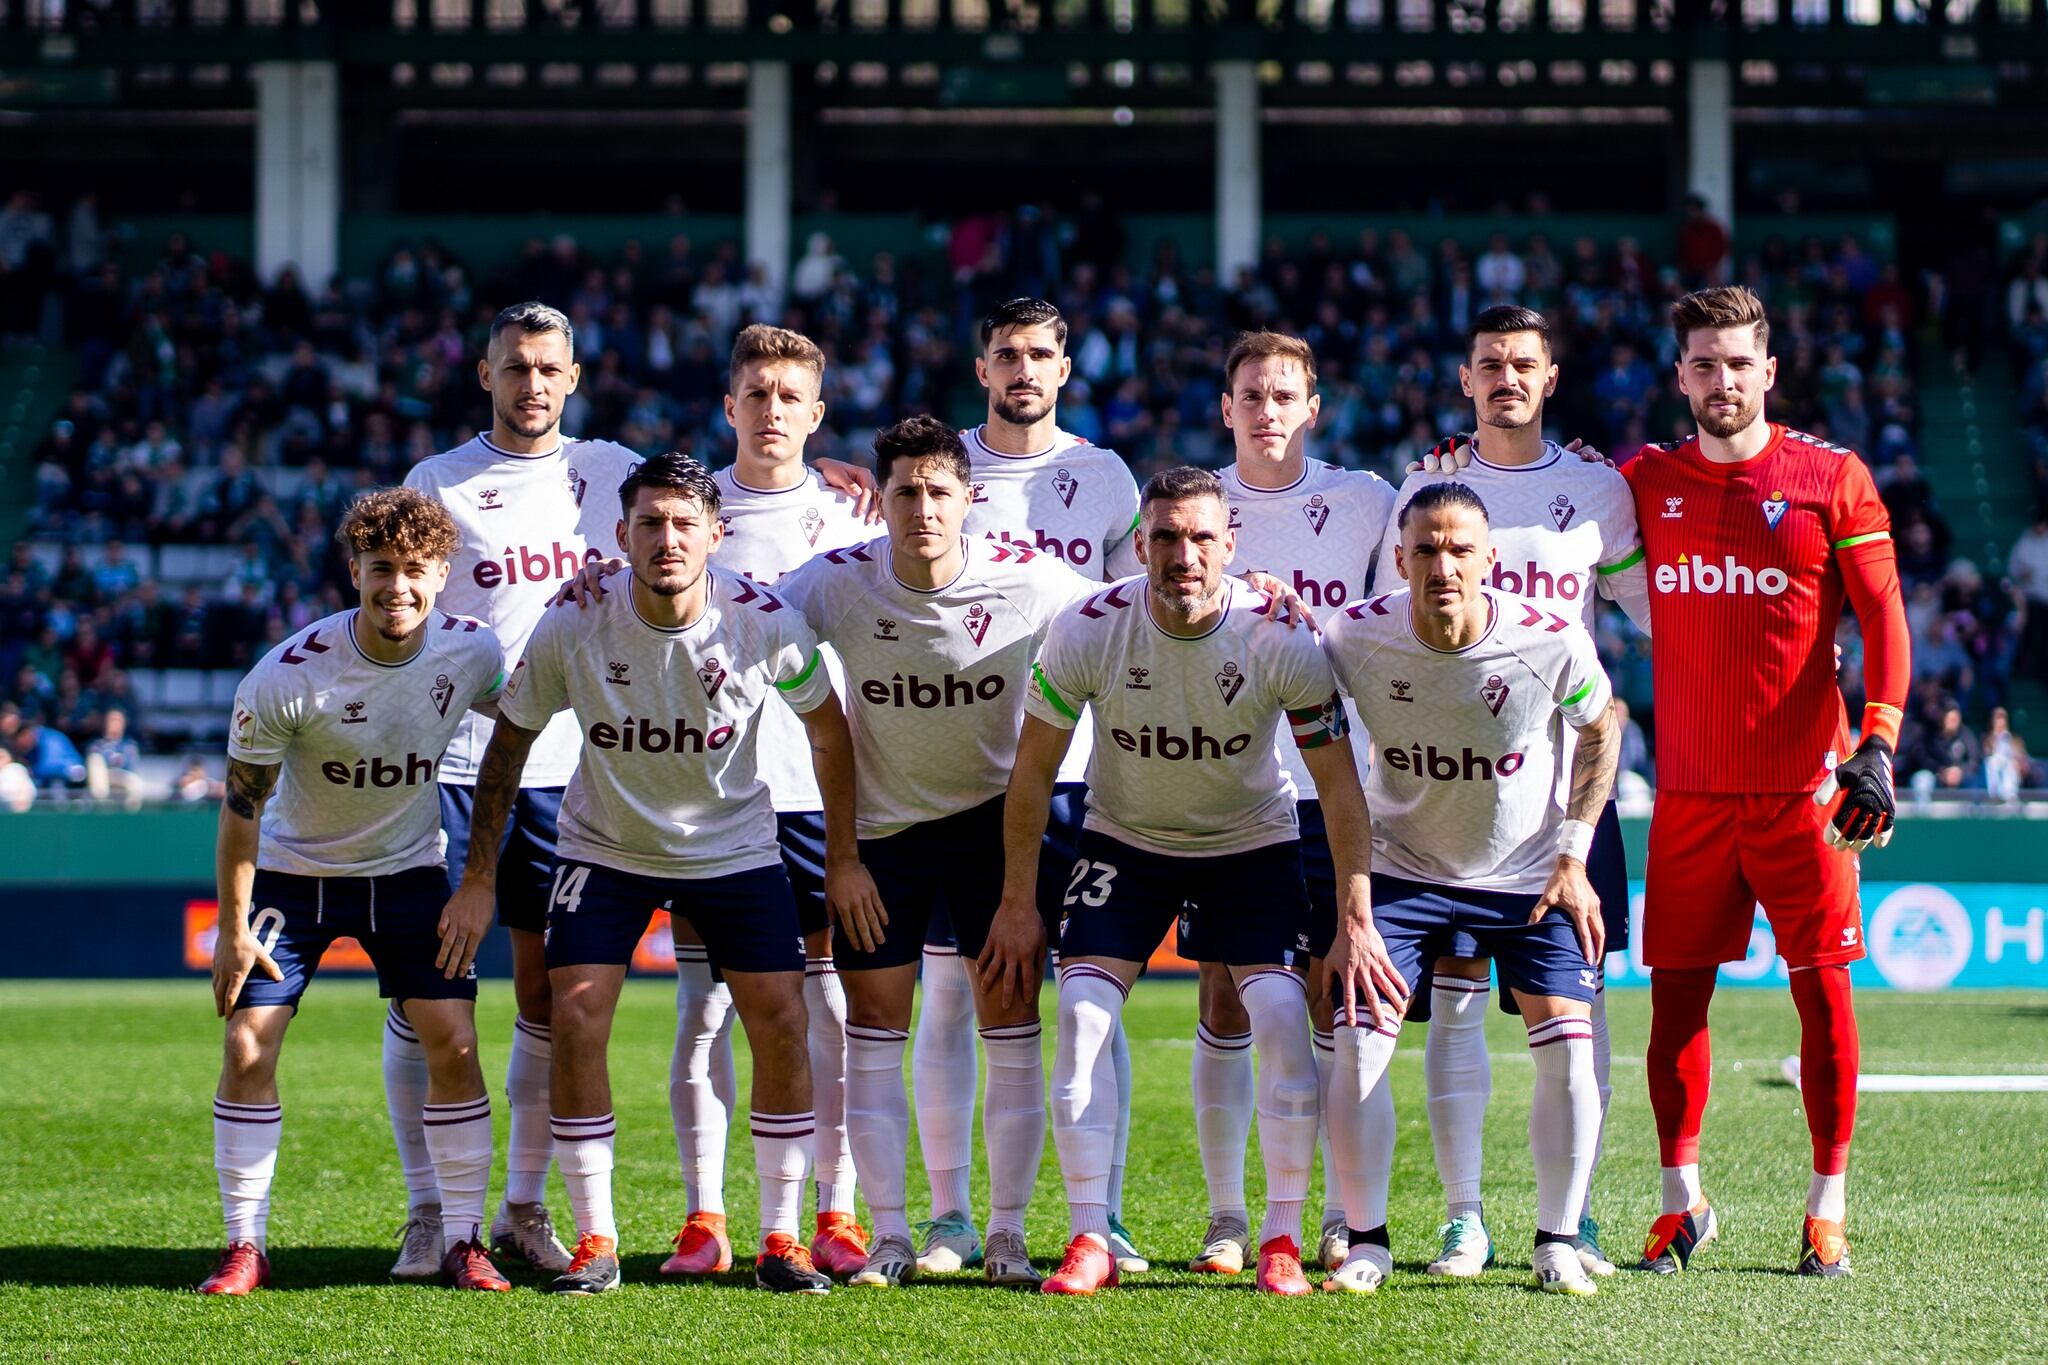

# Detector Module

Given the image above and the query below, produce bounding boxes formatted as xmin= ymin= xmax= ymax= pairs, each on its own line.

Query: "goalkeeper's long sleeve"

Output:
xmin=1839 ymin=537 xmax=1910 ymax=750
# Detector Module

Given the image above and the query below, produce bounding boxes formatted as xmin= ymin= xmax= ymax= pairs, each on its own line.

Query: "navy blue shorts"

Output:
xmin=440 ymin=784 xmax=563 ymax=935
xmin=1408 ymin=800 xmax=1629 ymax=1021
xmin=1059 ymin=829 xmax=1307 ymax=969
xmin=1372 ymin=873 xmax=1602 ymax=1013
xmin=1179 ymin=799 xmax=1333 ymax=965
xmin=543 ymin=860 xmax=805 ymax=975
xmin=777 ymin=811 xmax=831 ymax=939
xmin=850 ymin=795 xmax=1007 ymax=972
xmin=232 ymin=865 xmax=475 ymax=1014
xmin=926 ymin=782 xmax=1080 ymax=951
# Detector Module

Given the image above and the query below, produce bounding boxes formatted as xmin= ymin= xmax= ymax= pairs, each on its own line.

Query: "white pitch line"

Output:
xmin=1781 ymin=1057 xmax=2048 ymax=1092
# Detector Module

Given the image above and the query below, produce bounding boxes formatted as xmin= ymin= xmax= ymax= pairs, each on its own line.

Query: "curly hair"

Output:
xmin=335 ymin=486 xmax=461 ymax=561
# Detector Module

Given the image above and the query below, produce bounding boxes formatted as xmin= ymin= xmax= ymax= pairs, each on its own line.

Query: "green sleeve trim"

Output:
xmin=1834 ymin=530 xmax=1889 ymax=550
xmin=1032 ymin=662 xmax=1081 ymax=722
xmin=1594 ymin=545 xmax=1645 ymax=575
xmin=1561 ymin=677 xmax=1598 ymax=709
xmin=775 ymin=648 xmax=822 ymax=693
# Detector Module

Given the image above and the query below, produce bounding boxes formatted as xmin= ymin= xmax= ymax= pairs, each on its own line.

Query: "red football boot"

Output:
xmin=197 ymin=1241 xmax=271 ymax=1296
xmin=1041 ymin=1235 xmax=1118 ymax=1296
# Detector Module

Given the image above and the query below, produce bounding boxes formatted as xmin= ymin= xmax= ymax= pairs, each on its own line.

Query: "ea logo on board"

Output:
xmin=1867 ymin=884 xmax=1974 ymax=992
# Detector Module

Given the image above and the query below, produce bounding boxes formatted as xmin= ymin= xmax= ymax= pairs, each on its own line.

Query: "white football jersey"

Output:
xmin=778 ymin=535 xmax=1094 ymax=838
xmin=404 ymin=433 xmax=642 ymax=787
xmin=713 ymin=465 xmax=872 ymax=813
xmin=229 ymin=610 xmax=506 ymax=877
xmin=1321 ymin=587 xmax=1612 ymax=895
xmin=963 ymin=423 xmax=1140 ymax=784
xmin=1373 ymin=442 xmax=1650 ymax=635
xmin=497 ymin=568 xmax=831 ymax=880
xmin=1025 ymin=576 xmax=1347 ymax=857
xmin=1222 ymin=458 xmax=1397 ymax=800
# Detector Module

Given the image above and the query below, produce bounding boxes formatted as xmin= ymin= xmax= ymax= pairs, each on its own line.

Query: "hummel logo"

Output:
xmin=479 ymin=488 xmax=502 ymax=511
xmin=1303 ymin=494 xmax=1330 ymax=535
xmin=1389 ymin=679 xmax=1414 ymax=703
xmin=800 ymin=507 xmax=825 ymax=546
xmin=874 ymin=618 xmax=899 ymax=641
xmin=342 ymin=700 xmax=368 ymax=724
xmin=970 ymin=482 xmax=989 ymax=504
xmin=1841 ymin=926 xmax=1860 ymax=947
xmin=605 ymin=660 xmax=631 ymax=686
xmin=1579 ymin=968 xmax=1598 ymax=990
xmin=1228 ymin=504 xmax=1242 ymax=530
xmin=1053 ymin=468 xmax=1079 ymax=508
xmin=1126 ymin=666 xmax=1151 ymax=690
xmin=698 ymin=657 xmax=728 ymax=699
xmin=1215 ymin=661 xmax=1245 ymax=706
xmin=430 ymin=673 xmax=455 ymax=717
xmin=1663 ymin=496 xmax=1684 ymax=519
xmin=963 ymin=603 xmax=993 ymax=646
xmin=1549 ymin=492 xmax=1576 ymax=532
xmin=1481 ymin=673 xmax=1510 ymax=716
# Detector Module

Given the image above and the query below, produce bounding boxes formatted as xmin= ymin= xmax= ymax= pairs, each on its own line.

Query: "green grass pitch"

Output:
xmin=3 ymin=979 xmax=2044 ymax=1361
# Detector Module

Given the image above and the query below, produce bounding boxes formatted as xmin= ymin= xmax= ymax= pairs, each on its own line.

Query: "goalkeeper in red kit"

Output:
xmin=1622 ymin=286 xmax=1908 ymax=1279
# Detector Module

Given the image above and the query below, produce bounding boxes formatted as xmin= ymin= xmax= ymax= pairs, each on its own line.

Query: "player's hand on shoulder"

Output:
xmin=555 ymin=557 xmax=625 ymax=608
xmin=976 ymin=894 xmax=1048 ymax=1011
xmin=1532 ymin=857 xmax=1605 ymax=965
xmin=1243 ymin=570 xmax=1316 ymax=631
xmin=824 ymin=856 xmax=888 ymax=954
xmin=212 ymin=922 xmax=282 ymax=1018
xmin=1562 ymin=438 xmax=1613 ymax=467
xmin=814 ymin=457 xmax=882 ymax=522
xmin=436 ymin=883 xmax=495 ymax=980
xmin=1410 ymin=432 xmax=1476 ymax=476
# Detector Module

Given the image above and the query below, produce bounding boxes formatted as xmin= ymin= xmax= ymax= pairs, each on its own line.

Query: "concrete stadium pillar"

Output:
xmin=1687 ymin=59 xmax=1734 ymax=232
xmin=253 ymin=61 xmax=340 ymax=288
xmin=747 ymin=61 xmax=794 ymax=297
xmin=1214 ymin=61 xmax=1261 ymax=284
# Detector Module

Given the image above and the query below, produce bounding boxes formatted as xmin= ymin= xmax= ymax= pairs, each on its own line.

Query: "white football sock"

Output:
xmin=912 ymin=946 xmax=978 ymax=1219
xmin=423 ymin=1095 xmax=493 ymax=1251
xmin=1191 ymin=1022 xmax=1253 ymax=1220
xmin=1051 ymin=965 xmax=1123 ymax=1241
xmin=551 ymin=1113 xmax=616 ymax=1242
xmin=1808 ymin=1170 xmax=1847 ymax=1222
xmin=213 ymin=1098 xmax=281 ymax=1251
xmin=1583 ymin=985 xmax=1612 ymax=1223
xmin=980 ymin=1022 xmax=1045 ymax=1240
xmin=845 ymin=1024 xmax=913 ymax=1245
xmin=503 ymin=1015 xmax=553 ymax=1208
xmin=752 ymin=1110 xmax=815 ymax=1241
xmin=1108 ymin=1018 xmax=1132 ymax=1216
xmin=381 ymin=1005 xmax=437 ymax=1211
xmin=1240 ymin=970 xmax=1317 ymax=1249
xmin=1528 ymin=1015 xmax=1599 ymax=1238
xmin=1326 ymin=1023 xmax=1403 ymax=1235
xmin=1662 ymin=1162 xmax=1703 ymax=1215
xmin=671 ymin=949 xmax=736 ymax=1217
xmin=804 ymin=959 xmax=856 ymax=1217
xmin=1425 ymin=976 xmax=1491 ymax=1218
xmin=1312 ymin=1028 xmax=1342 ymax=1225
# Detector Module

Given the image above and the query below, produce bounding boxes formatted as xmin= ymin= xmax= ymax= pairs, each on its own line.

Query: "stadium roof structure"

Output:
xmin=2 ymin=0 xmax=2045 ymax=111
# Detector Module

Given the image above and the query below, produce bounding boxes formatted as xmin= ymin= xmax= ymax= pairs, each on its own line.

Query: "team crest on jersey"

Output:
xmin=1389 ymin=679 xmax=1414 ymax=703
xmin=1663 ymin=496 xmax=1684 ymax=519
xmin=698 ymin=657 xmax=729 ymax=699
xmin=1053 ymin=468 xmax=1079 ymax=508
xmin=478 ymin=488 xmax=503 ymax=511
xmin=605 ymin=660 xmax=632 ymax=687
xmin=800 ymin=507 xmax=825 ymax=546
xmin=1481 ymin=674 xmax=1510 ymax=717
xmin=566 ymin=468 xmax=587 ymax=507
xmin=1215 ymin=661 xmax=1245 ymax=705
xmin=233 ymin=706 xmax=254 ymax=743
xmin=874 ymin=618 xmax=899 ymax=641
xmin=1303 ymin=494 xmax=1331 ymax=535
xmin=430 ymin=673 xmax=455 ymax=717
xmin=1126 ymin=666 xmax=1151 ymax=690
xmin=970 ymin=482 xmax=989 ymax=504
xmin=343 ymin=700 xmax=368 ymax=725
xmin=1762 ymin=489 xmax=1789 ymax=530
xmin=963 ymin=603 xmax=993 ymax=645
xmin=1549 ymin=493 xmax=1576 ymax=532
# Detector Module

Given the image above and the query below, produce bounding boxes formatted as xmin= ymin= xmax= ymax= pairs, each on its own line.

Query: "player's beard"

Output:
xmin=991 ymin=389 xmax=1053 ymax=427
xmin=370 ymin=596 xmax=426 ymax=642
xmin=640 ymin=558 xmax=704 ymax=598
xmin=497 ymin=393 xmax=561 ymax=441
xmin=1152 ymin=571 xmax=1222 ymax=617
xmin=1478 ymin=392 xmax=1539 ymax=431
xmin=1692 ymin=388 xmax=1764 ymax=440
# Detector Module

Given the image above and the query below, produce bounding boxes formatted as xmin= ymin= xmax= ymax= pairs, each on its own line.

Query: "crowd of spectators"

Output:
xmin=1 ymin=184 xmax=2041 ymax=802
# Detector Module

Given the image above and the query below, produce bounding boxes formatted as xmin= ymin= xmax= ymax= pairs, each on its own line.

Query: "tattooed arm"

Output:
xmin=1564 ymin=698 xmax=1620 ymax=824
xmin=213 ymin=758 xmax=281 ymax=1017
xmin=1531 ymin=698 xmax=1620 ymax=967
xmin=435 ymin=718 xmax=539 ymax=979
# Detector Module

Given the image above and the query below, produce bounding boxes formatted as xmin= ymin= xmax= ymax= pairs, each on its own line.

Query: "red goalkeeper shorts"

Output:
xmin=1643 ymin=790 xmax=1865 ymax=970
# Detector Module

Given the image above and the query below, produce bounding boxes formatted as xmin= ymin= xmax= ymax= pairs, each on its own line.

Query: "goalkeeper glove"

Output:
xmin=1813 ymin=734 xmax=1895 ymax=853
xmin=1411 ymin=432 xmax=1475 ymax=475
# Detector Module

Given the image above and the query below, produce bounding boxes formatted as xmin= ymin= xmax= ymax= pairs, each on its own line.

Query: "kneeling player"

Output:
xmin=202 ymin=489 xmax=511 ymax=1295
xmin=1320 ymin=482 xmax=1620 ymax=1296
xmin=986 ymin=466 xmax=1399 ymax=1298
xmin=444 ymin=454 xmax=883 ymax=1296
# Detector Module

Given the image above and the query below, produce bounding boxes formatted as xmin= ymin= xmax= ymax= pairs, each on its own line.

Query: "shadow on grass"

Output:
xmin=0 ymin=1245 xmax=435 ymax=1291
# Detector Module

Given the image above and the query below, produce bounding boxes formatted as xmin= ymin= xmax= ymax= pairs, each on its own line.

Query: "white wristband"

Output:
xmin=1557 ymin=819 xmax=1596 ymax=864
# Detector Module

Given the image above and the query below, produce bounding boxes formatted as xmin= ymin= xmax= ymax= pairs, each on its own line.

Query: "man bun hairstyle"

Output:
xmin=873 ymin=414 xmax=972 ymax=488
xmin=1468 ymin=304 xmax=1552 ymax=356
xmin=1141 ymin=465 xmax=1228 ymax=512
xmin=979 ymin=297 xmax=1068 ymax=352
xmin=618 ymin=452 xmax=721 ymax=518
xmin=489 ymin=300 xmax=575 ymax=355
xmin=1397 ymin=480 xmax=1491 ymax=531
xmin=729 ymin=324 xmax=826 ymax=391
xmin=1223 ymin=331 xmax=1319 ymax=395
xmin=1671 ymin=285 xmax=1770 ymax=357
xmin=336 ymin=486 xmax=460 ymax=562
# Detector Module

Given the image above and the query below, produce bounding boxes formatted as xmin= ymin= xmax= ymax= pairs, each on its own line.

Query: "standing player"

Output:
xmin=911 ymin=296 xmax=1147 ymax=1275
xmin=1372 ymin=305 xmax=1651 ymax=1279
xmin=1321 ymin=481 xmax=1622 ymax=1297
xmin=1181 ymin=331 xmax=1396 ymax=1277
xmin=200 ymin=489 xmax=512 ymax=1294
xmin=777 ymin=416 xmax=1096 ymax=1288
xmin=661 ymin=325 xmax=873 ymax=1281
xmin=442 ymin=454 xmax=884 ymax=1296
xmin=985 ymin=466 xmax=1392 ymax=1298
xmin=1624 ymin=287 xmax=1907 ymax=1278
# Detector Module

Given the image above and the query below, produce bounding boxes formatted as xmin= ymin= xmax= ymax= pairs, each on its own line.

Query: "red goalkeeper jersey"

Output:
xmin=1622 ymin=424 xmax=1892 ymax=794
